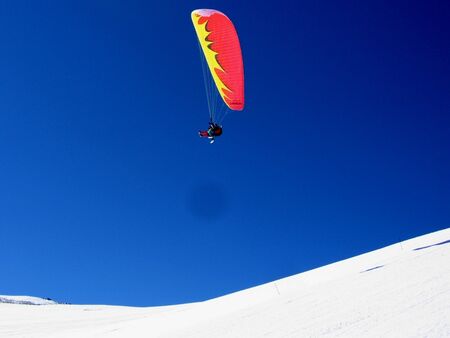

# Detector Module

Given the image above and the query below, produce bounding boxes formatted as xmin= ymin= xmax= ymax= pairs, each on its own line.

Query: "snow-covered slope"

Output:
xmin=1 ymin=228 xmax=449 ymax=337
xmin=0 ymin=296 xmax=57 ymax=306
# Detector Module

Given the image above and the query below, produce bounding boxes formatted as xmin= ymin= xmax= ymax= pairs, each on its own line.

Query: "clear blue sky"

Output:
xmin=0 ymin=0 xmax=449 ymax=306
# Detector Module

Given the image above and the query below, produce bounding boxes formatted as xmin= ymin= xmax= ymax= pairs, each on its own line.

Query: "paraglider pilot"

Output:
xmin=199 ymin=122 xmax=222 ymax=143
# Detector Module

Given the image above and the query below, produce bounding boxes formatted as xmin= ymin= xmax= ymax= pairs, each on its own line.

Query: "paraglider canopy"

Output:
xmin=191 ymin=9 xmax=245 ymax=117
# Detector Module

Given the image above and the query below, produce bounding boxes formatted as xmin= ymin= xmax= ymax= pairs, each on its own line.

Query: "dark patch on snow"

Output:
xmin=360 ymin=265 xmax=384 ymax=273
xmin=413 ymin=239 xmax=450 ymax=251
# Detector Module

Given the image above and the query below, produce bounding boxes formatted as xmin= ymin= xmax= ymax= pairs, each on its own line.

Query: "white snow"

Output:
xmin=0 ymin=296 xmax=57 ymax=306
xmin=1 ymin=228 xmax=449 ymax=337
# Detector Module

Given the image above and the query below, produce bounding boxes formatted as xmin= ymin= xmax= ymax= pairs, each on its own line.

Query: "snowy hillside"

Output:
xmin=1 ymin=228 xmax=449 ymax=337
xmin=0 ymin=296 xmax=57 ymax=306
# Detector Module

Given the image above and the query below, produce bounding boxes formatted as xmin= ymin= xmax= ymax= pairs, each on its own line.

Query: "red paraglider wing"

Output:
xmin=191 ymin=9 xmax=244 ymax=111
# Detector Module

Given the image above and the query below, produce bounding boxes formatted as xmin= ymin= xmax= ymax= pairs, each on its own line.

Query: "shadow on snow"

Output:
xmin=413 ymin=239 xmax=450 ymax=251
xmin=360 ymin=265 xmax=384 ymax=273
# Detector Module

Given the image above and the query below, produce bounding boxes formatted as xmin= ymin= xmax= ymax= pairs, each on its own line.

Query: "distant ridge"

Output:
xmin=0 ymin=295 xmax=57 ymax=305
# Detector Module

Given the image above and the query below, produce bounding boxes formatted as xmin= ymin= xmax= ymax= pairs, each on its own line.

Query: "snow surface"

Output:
xmin=0 ymin=296 xmax=57 ymax=306
xmin=1 ymin=228 xmax=449 ymax=337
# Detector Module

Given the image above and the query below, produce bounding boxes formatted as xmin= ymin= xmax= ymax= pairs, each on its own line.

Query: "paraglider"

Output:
xmin=191 ymin=9 xmax=244 ymax=143
xmin=199 ymin=121 xmax=223 ymax=144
